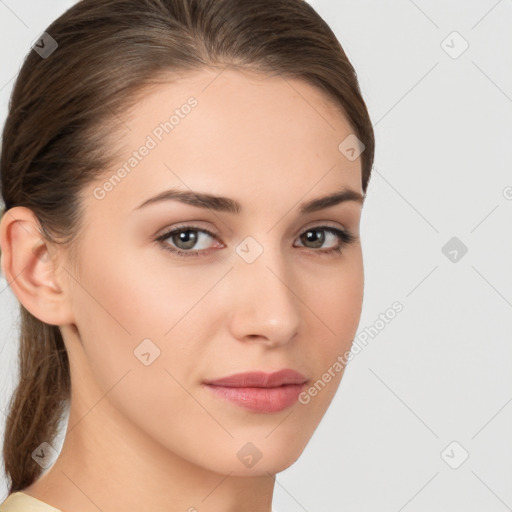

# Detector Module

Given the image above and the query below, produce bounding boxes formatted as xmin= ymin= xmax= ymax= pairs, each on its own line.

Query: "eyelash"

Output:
xmin=155 ymin=224 xmax=357 ymax=259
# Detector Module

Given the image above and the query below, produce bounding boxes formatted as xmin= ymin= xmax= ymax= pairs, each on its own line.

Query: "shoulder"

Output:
xmin=0 ymin=492 xmax=62 ymax=512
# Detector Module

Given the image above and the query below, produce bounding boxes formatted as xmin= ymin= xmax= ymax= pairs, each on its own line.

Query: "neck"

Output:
xmin=24 ymin=401 xmax=275 ymax=512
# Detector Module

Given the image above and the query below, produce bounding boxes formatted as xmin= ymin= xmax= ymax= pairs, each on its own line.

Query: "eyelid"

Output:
xmin=155 ymin=221 xmax=218 ymax=238
xmin=301 ymin=220 xmax=347 ymax=233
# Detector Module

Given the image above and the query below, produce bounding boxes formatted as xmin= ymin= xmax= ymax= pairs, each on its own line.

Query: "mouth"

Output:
xmin=202 ymin=369 xmax=308 ymax=413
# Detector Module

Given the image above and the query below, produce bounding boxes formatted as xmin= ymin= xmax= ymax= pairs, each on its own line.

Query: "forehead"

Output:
xmin=84 ymin=67 xmax=362 ymax=218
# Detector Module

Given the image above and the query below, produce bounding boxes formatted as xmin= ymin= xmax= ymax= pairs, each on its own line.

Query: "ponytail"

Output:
xmin=2 ymin=307 xmax=70 ymax=493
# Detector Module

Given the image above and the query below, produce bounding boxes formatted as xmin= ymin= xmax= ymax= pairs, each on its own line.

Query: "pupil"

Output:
xmin=305 ymin=229 xmax=324 ymax=248
xmin=175 ymin=230 xmax=197 ymax=249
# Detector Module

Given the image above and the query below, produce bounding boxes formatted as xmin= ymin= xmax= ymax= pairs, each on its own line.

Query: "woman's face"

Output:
xmin=63 ymin=67 xmax=365 ymax=476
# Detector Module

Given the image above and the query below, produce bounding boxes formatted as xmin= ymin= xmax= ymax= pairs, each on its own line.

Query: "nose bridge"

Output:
xmin=228 ymin=235 xmax=301 ymax=344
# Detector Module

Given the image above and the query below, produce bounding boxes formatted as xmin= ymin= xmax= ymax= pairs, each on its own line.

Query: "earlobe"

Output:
xmin=0 ymin=206 xmax=74 ymax=326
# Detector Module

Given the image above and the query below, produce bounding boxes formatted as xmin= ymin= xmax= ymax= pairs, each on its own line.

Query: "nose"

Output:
xmin=226 ymin=247 xmax=301 ymax=348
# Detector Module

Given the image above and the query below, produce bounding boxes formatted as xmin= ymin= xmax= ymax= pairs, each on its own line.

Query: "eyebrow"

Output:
xmin=134 ymin=186 xmax=364 ymax=215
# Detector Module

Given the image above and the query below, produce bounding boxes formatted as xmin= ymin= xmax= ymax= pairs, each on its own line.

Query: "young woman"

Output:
xmin=0 ymin=0 xmax=374 ymax=510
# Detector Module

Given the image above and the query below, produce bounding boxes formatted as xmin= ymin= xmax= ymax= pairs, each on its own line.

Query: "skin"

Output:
xmin=0 ymin=67 xmax=365 ymax=512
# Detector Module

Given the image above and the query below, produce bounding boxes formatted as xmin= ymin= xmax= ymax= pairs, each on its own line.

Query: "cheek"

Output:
xmin=69 ymin=247 xmax=228 ymax=391
xmin=302 ymin=252 xmax=364 ymax=346
xmin=321 ymin=272 xmax=363 ymax=331
xmin=295 ymin=254 xmax=364 ymax=403
xmin=67 ymin=253 xmax=211 ymax=441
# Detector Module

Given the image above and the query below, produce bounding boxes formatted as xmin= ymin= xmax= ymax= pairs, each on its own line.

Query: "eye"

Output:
xmin=294 ymin=226 xmax=357 ymax=255
xmin=155 ymin=224 xmax=357 ymax=258
xmin=155 ymin=225 xmax=219 ymax=258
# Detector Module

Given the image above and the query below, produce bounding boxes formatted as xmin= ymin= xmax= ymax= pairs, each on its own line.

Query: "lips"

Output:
xmin=203 ymin=369 xmax=307 ymax=388
xmin=203 ymin=369 xmax=308 ymax=413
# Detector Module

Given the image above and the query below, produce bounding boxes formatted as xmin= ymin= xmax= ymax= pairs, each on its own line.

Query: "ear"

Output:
xmin=0 ymin=206 xmax=74 ymax=326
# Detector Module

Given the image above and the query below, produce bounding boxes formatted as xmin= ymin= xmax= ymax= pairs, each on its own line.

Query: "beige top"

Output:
xmin=0 ymin=492 xmax=62 ymax=512
xmin=0 ymin=491 xmax=277 ymax=511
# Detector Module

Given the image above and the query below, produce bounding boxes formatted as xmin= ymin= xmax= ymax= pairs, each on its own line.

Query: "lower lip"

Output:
xmin=203 ymin=383 xmax=306 ymax=413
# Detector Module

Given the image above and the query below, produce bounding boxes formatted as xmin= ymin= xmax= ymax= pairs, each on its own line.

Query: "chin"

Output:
xmin=212 ymin=437 xmax=310 ymax=477
xmin=219 ymin=454 xmax=304 ymax=478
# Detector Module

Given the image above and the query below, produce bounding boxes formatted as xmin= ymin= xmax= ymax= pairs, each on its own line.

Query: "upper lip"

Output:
xmin=203 ymin=369 xmax=307 ymax=388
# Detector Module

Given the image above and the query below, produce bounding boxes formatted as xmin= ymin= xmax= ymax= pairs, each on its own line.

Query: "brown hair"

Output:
xmin=0 ymin=0 xmax=374 ymax=494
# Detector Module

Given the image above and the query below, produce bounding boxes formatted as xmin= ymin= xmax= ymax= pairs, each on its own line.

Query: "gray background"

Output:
xmin=1 ymin=1 xmax=511 ymax=510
